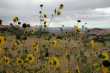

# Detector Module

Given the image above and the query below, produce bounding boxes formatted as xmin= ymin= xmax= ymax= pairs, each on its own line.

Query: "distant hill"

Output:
xmin=0 ymin=25 xmax=110 ymax=36
xmin=87 ymin=28 xmax=110 ymax=36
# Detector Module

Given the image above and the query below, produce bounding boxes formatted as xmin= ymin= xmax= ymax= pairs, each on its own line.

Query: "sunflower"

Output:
xmin=44 ymin=14 xmax=47 ymax=18
xmin=77 ymin=20 xmax=81 ymax=23
xmin=0 ymin=36 xmax=6 ymax=47
xmin=57 ymin=11 xmax=61 ymax=16
xmin=12 ymin=42 xmax=18 ymax=50
xmin=3 ymin=56 xmax=11 ymax=65
xmin=44 ymin=24 xmax=47 ymax=28
xmin=13 ymin=16 xmax=19 ymax=23
xmin=25 ymin=54 xmax=35 ymax=64
xmin=16 ymin=58 xmax=24 ymax=65
xmin=59 ymin=4 xmax=64 ymax=9
xmin=22 ymin=23 xmax=27 ymax=28
xmin=65 ymin=70 xmax=71 ymax=73
xmin=40 ymin=4 xmax=43 ymax=8
xmin=75 ymin=25 xmax=80 ymax=33
xmin=90 ymin=40 xmax=96 ymax=49
xmin=48 ymin=56 xmax=60 ymax=68
xmin=51 ymin=40 xmax=57 ymax=48
xmin=32 ymin=41 xmax=39 ymax=51
xmin=101 ymin=52 xmax=109 ymax=60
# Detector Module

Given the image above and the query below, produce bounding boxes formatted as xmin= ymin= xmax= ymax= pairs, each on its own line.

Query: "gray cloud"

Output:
xmin=0 ymin=0 xmax=110 ymax=28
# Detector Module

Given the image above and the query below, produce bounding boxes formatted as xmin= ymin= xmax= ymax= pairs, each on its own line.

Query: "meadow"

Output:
xmin=0 ymin=25 xmax=110 ymax=73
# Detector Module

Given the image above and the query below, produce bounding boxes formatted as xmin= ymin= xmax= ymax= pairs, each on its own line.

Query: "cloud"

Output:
xmin=0 ymin=0 xmax=110 ymax=28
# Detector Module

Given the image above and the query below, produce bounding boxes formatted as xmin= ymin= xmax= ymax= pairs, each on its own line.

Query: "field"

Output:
xmin=0 ymin=26 xmax=110 ymax=73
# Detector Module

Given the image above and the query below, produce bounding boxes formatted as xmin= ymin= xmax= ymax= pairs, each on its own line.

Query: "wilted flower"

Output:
xmin=59 ymin=4 xmax=64 ymax=9
xmin=44 ymin=24 xmax=47 ymax=28
xmin=39 ymin=11 xmax=42 ymax=14
xmin=44 ymin=14 xmax=47 ymax=18
xmin=54 ymin=9 xmax=57 ymax=15
xmin=10 ymin=23 xmax=14 ymax=26
xmin=18 ymin=22 xmax=21 ymax=25
xmin=13 ymin=16 xmax=19 ymax=23
xmin=76 ymin=26 xmax=80 ymax=32
xmin=77 ymin=20 xmax=81 ymax=23
xmin=40 ymin=4 xmax=43 ymax=8
xmin=22 ymin=23 xmax=27 ymax=28
xmin=44 ymin=21 xmax=47 ymax=25
xmin=57 ymin=11 xmax=61 ymax=16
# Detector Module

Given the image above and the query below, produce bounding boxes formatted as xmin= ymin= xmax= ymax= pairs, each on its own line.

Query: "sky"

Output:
xmin=0 ymin=0 xmax=110 ymax=28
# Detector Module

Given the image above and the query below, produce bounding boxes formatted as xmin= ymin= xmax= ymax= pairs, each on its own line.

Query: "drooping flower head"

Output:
xmin=40 ymin=4 xmax=43 ymax=8
xmin=13 ymin=16 xmax=19 ymax=23
xmin=77 ymin=20 xmax=81 ymax=23
xmin=59 ymin=4 xmax=64 ymax=9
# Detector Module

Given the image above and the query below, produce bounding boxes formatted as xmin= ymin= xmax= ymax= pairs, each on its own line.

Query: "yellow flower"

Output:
xmin=25 ymin=54 xmax=35 ymax=64
xmin=65 ymin=70 xmax=71 ymax=73
xmin=102 ymin=52 xmax=109 ymax=60
xmin=3 ymin=56 xmax=11 ymax=65
xmin=16 ymin=58 xmax=24 ymax=65
xmin=90 ymin=40 xmax=96 ymax=49
xmin=12 ymin=42 xmax=18 ymax=50
xmin=76 ymin=25 xmax=80 ymax=32
xmin=32 ymin=41 xmax=39 ymax=50
xmin=0 ymin=36 xmax=6 ymax=47
xmin=51 ymin=40 xmax=57 ymax=47
xmin=48 ymin=56 xmax=60 ymax=68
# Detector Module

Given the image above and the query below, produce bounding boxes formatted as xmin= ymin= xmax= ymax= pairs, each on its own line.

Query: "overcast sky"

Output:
xmin=0 ymin=0 xmax=110 ymax=28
